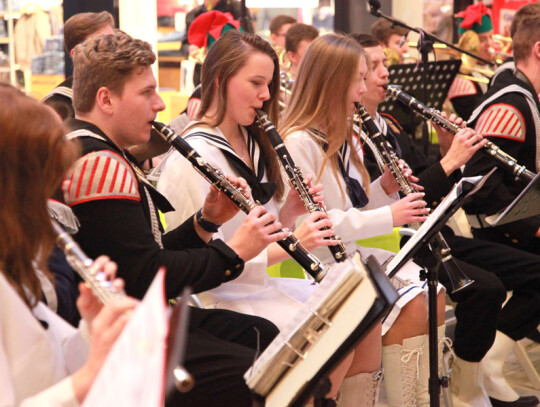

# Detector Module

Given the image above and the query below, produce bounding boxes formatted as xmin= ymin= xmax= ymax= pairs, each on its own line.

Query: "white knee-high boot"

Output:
xmin=482 ymin=331 xmax=520 ymax=402
xmin=382 ymin=334 xmax=424 ymax=407
xmin=415 ymin=325 xmax=447 ymax=407
xmin=339 ymin=369 xmax=383 ymax=407
xmin=450 ymin=356 xmax=491 ymax=407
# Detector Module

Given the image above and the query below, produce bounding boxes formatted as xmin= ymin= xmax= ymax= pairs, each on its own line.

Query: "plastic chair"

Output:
xmin=356 ymin=227 xmax=403 ymax=254
xmin=267 ymin=259 xmax=305 ymax=279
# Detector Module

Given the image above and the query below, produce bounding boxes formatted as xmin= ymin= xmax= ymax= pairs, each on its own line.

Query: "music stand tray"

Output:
xmin=379 ymin=60 xmax=461 ymax=134
xmin=485 ymin=172 xmax=540 ymax=227
xmin=386 ymin=171 xmax=494 ymax=277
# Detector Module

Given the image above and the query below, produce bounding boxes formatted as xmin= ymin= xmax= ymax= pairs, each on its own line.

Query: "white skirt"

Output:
xmin=356 ymin=245 xmax=443 ymax=335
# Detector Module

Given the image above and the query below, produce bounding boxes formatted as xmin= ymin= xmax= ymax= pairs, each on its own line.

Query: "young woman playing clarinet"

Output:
xmin=156 ymin=30 xmax=384 ymax=405
xmin=280 ymin=33 xmax=447 ymax=407
xmin=0 ymin=83 xmax=137 ymax=406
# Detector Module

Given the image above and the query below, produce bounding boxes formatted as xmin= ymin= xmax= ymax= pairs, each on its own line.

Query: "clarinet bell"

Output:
xmin=441 ymin=257 xmax=474 ymax=294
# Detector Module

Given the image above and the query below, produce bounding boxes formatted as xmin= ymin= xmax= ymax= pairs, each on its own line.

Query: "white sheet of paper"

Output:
xmin=83 ymin=269 xmax=168 ymax=407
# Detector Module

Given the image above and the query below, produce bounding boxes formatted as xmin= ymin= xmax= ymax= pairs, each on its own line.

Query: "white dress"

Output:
xmin=156 ymin=124 xmax=316 ymax=332
xmin=284 ymin=129 xmax=437 ymax=334
xmin=0 ymin=272 xmax=89 ymax=407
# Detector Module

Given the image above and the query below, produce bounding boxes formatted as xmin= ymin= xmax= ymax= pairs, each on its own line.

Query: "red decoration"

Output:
xmin=456 ymin=2 xmax=492 ymax=30
xmin=188 ymin=10 xmax=240 ymax=48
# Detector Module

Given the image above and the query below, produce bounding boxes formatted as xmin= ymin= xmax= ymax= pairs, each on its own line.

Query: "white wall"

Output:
xmin=118 ymin=0 xmax=159 ymax=81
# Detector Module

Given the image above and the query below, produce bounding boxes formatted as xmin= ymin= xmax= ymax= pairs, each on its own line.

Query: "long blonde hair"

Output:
xmin=280 ymin=33 xmax=371 ymax=200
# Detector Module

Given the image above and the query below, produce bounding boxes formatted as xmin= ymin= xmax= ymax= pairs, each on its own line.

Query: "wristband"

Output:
xmin=196 ymin=208 xmax=221 ymax=233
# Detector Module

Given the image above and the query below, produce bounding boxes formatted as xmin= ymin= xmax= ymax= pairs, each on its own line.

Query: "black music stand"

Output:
xmin=379 ymin=60 xmax=461 ymax=138
xmin=386 ymin=171 xmax=494 ymax=407
xmin=485 ymin=172 xmax=540 ymax=227
xmin=251 ymin=255 xmax=399 ymax=407
xmin=165 ymin=287 xmax=194 ymax=401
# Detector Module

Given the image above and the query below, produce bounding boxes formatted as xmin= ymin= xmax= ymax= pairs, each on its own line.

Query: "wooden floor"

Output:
xmin=378 ymin=338 xmax=540 ymax=406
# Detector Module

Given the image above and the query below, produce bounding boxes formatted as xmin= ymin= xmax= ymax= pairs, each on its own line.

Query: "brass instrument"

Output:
xmin=279 ymin=71 xmax=294 ymax=109
xmin=408 ymin=31 xmax=495 ymax=81
xmin=383 ymin=47 xmax=402 ymax=66
xmin=188 ymin=46 xmax=206 ymax=65
xmin=273 ymin=44 xmax=291 ymax=70
xmin=492 ymin=34 xmax=512 ymax=64
xmin=255 ymin=109 xmax=348 ymax=262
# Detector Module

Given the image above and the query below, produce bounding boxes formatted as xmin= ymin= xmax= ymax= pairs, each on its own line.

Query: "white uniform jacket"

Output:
xmin=0 ymin=273 xmax=88 ymax=407
xmin=156 ymin=124 xmax=315 ymax=331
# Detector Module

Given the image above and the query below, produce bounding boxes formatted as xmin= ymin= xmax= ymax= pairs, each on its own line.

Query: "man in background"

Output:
xmin=43 ymin=11 xmax=115 ymax=121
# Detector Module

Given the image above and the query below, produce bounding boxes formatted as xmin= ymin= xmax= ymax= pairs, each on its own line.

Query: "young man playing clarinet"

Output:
xmin=354 ymin=33 xmax=540 ymax=407
xmin=61 ymin=31 xmax=289 ymax=407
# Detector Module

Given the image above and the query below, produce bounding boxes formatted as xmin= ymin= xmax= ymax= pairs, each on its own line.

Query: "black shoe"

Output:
xmin=489 ymin=395 xmax=539 ymax=407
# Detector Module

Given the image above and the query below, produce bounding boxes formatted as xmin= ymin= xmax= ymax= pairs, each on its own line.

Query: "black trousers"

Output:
xmin=436 ymin=228 xmax=540 ymax=362
xmin=437 ymin=248 xmax=506 ymax=362
xmin=166 ymin=307 xmax=279 ymax=407
xmin=471 ymin=224 xmax=540 ymax=256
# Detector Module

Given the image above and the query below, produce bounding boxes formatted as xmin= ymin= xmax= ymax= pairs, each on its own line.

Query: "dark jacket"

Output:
xmin=62 ymin=119 xmax=244 ymax=300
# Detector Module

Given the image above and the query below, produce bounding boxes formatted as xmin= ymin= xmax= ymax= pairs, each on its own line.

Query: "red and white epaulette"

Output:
xmin=447 ymin=76 xmax=478 ymax=99
xmin=63 ymin=150 xmax=141 ymax=206
xmin=474 ymin=103 xmax=526 ymax=142
xmin=187 ymin=98 xmax=202 ymax=120
xmin=380 ymin=112 xmax=404 ymax=134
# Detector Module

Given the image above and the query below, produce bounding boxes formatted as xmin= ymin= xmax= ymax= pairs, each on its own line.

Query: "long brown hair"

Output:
xmin=193 ymin=30 xmax=286 ymax=201
xmin=280 ymin=33 xmax=371 ymax=202
xmin=0 ymin=84 xmax=79 ymax=307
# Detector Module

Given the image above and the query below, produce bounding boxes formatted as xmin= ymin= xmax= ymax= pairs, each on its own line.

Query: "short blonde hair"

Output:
xmin=72 ymin=33 xmax=156 ymax=113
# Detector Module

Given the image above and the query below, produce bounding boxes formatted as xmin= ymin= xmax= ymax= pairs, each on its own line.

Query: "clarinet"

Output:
xmin=52 ymin=220 xmax=126 ymax=304
xmin=152 ymin=121 xmax=327 ymax=283
xmin=385 ymin=85 xmax=536 ymax=183
xmin=255 ymin=109 xmax=348 ymax=262
xmin=355 ymin=103 xmax=473 ymax=292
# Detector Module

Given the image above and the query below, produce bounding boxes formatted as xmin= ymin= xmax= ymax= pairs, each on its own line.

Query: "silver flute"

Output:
xmin=385 ymin=84 xmax=536 ymax=183
xmin=255 ymin=109 xmax=348 ymax=262
xmin=53 ymin=219 xmax=195 ymax=392
xmin=52 ymin=219 xmax=125 ymax=303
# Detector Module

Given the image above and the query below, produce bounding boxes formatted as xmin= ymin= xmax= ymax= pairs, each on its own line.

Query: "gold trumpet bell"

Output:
xmin=273 ymin=44 xmax=291 ymax=70
xmin=383 ymin=47 xmax=401 ymax=67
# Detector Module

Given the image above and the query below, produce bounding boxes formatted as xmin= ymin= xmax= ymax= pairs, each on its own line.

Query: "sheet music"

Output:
xmin=485 ymin=172 xmax=540 ymax=226
xmin=245 ymin=254 xmax=365 ymax=392
xmin=386 ymin=173 xmax=492 ymax=275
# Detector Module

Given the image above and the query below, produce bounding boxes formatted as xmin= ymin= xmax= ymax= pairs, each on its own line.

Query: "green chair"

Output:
xmin=267 ymin=259 xmax=305 ymax=279
xmin=266 ymin=228 xmax=404 ymax=278
xmin=356 ymin=227 xmax=402 ymax=254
